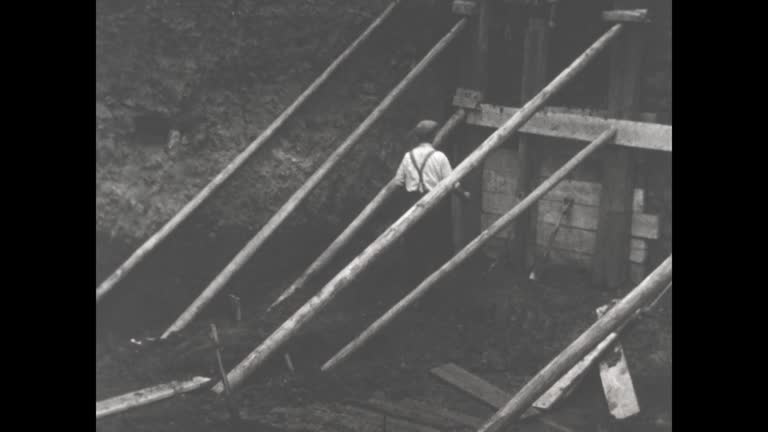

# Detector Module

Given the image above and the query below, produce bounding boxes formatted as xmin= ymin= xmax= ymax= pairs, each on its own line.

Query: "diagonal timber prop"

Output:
xmin=268 ymin=108 xmax=467 ymax=311
xmin=161 ymin=18 xmax=468 ymax=338
xmin=213 ymin=23 xmax=625 ymax=394
xmin=96 ymin=1 xmax=401 ymax=303
xmin=322 ymin=127 xmax=617 ymax=371
xmin=476 ymin=257 xmax=672 ymax=432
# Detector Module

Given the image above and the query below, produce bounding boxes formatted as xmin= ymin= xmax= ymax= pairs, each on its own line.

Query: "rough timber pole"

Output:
xmin=213 ymin=23 xmax=624 ymax=394
xmin=322 ymin=128 xmax=618 ymax=371
xmin=268 ymin=108 xmax=467 ymax=311
xmin=162 ymin=19 xmax=469 ymax=339
xmin=476 ymin=256 xmax=671 ymax=432
xmin=95 ymin=0 xmax=401 ymax=303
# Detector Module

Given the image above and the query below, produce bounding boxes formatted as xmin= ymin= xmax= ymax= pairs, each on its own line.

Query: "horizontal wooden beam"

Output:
xmin=465 ymin=104 xmax=671 ymax=151
xmin=602 ymin=9 xmax=649 ymax=23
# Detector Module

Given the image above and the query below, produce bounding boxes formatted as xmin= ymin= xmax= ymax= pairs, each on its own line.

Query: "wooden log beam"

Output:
xmin=321 ymin=129 xmax=616 ymax=372
xmin=213 ymin=23 xmax=624 ymax=394
xmin=96 ymin=377 xmax=211 ymax=419
xmin=161 ymin=18 xmax=468 ymax=339
xmin=602 ymin=9 xmax=649 ymax=23
xmin=267 ymin=109 xmax=467 ymax=311
xmin=593 ymin=0 xmax=648 ymax=289
xmin=465 ymin=104 xmax=671 ymax=151
xmin=94 ymin=0 xmax=401 ymax=303
xmin=476 ymin=256 xmax=671 ymax=432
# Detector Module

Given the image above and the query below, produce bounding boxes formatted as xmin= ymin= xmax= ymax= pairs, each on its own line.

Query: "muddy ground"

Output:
xmin=97 ymin=1 xmax=671 ymax=431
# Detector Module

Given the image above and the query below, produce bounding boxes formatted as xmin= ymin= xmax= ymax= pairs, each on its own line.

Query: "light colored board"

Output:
xmin=430 ymin=364 xmax=578 ymax=432
xmin=466 ymin=104 xmax=672 ymax=152
xmin=96 ymin=376 xmax=211 ymax=419
xmin=537 ymin=200 xmax=659 ymax=239
xmin=430 ymin=363 xmax=510 ymax=409
xmin=596 ymin=305 xmax=641 ymax=419
xmin=534 ymin=329 xmax=620 ymax=410
xmin=602 ymin=9 xmax=649 ymax=23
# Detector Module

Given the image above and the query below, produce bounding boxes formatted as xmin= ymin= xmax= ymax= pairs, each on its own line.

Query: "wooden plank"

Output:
xmin=596 ymin=305 xmax=640 ymax=419
xmin=430 ymin=364 xmax=578 ymax=432
xmin=430 ymin=363 xmax=511 ymax=409
xmin=538 ymin=200 xmax=659 ymax=239
xmin=465 ymin=104 xmax=671 ymax=152
xmin=602 ymin=9 xmax=649 ymax=23
xmin=96 ymin=377 xmax=211 ymax=419
xmin=533 ymin=329 xmax=620 ymax=410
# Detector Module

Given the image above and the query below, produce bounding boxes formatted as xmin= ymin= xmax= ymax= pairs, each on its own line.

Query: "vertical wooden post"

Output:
xmin=592 ymin=0 xmax=647 ymax=289
xmin=511 ymin=7 xmax=551 ymax=269
xmin=452 ymin=0 xmax=490 ymax=251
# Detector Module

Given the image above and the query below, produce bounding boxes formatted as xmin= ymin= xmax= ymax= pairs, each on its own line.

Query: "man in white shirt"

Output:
xmin=394 ymin=119 xmax=470 ymax=284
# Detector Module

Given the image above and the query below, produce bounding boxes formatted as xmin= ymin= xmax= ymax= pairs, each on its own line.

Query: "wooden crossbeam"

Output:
xmin=464 ymin=104 xmax=671 ymax=151
xmin=602 ymin=9 xmax=649 ymax=23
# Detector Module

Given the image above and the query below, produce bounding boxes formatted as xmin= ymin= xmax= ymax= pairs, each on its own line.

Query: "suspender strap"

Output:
xmin=408 ymin=149 xmax=437 ymax=193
